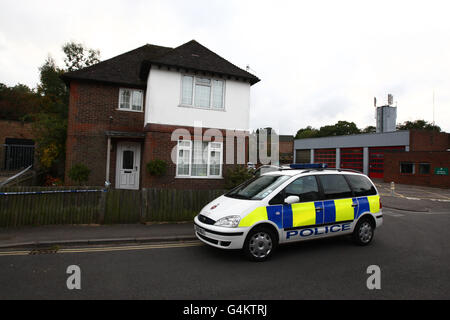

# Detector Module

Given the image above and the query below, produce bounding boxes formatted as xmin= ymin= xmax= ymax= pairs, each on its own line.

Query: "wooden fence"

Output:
xmin=0 ymin=187 xmax=225 ymax=227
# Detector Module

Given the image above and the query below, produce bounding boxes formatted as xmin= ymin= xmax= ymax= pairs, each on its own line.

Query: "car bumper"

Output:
xmin=193 ymin=216 xmax=248 ymax=250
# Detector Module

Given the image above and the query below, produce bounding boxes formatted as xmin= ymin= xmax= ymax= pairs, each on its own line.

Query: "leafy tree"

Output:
xmin=224 ymin=165 xmax=253 ymax=190
xmin=62 ymin=42 xmax=100 ymax=72
xmin=317 ymin=121 xmax=361 ymax=137
xmin=362 ymin=125 xmax=376 ymax=133
xmin=146 ymin=159 xmax=168 ymax=176
xmin=31 ymin=42 xmax=100 ymax=177
xmin=396 ymin=120 xmax=441 ymax=132
xmin=0 ymin=83 xmax=41 ymax=121
xmin=295 ymin=126 xmax=319 ymax=139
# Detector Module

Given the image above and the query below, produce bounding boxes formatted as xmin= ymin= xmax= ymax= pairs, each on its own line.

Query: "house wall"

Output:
xmin=65 ymin=81 xmax=145 ymax=186
xmin=384 ymin=151 xmax=450 ymax=188
xmin=142 ymin=123 xmax=248 ymax=189
xmin=145 ymin=67 xmax=251 ymax=131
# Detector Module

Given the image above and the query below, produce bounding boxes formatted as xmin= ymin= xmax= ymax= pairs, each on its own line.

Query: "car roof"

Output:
xmin=262 ymin=169 xmax=367 ymax=178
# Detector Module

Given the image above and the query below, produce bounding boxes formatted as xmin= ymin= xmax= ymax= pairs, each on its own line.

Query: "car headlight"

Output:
xmin=214 ymin=215 xmax=241 ymax=228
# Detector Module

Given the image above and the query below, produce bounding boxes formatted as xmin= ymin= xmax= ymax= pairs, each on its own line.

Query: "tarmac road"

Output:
xmin=0 ymin=208 xmax=449 ymax=300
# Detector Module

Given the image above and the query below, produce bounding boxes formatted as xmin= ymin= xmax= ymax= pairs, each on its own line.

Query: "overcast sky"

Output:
xmin=1 ymin=0 xmax=450 ymax=134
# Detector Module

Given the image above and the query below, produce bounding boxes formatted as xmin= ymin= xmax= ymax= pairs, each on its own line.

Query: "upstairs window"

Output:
xmin=181 ymin=75 xmax=224 ymax=110
xmin=119 ymin=88 xmax=143 ymax=112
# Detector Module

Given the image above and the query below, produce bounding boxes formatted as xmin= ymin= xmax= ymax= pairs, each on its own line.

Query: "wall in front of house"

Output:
xmin=145 ymin=66 xmax=251 ymax=131
xmin=65 ymin=81 xmax=146 ymax=186
xmin=0 ymin=120 xmax=34 ymax=145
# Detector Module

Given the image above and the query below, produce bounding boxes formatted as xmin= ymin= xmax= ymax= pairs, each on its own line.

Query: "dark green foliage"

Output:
xmin=68 ymin=164 xmax=91 ymax=186
xmin=396 ymin=120 xmax=441 ymax=132
xmin=146 ymin=159 xmax=168 ymax=176
xmin=224 ymin=165 xmax=253 ymax=190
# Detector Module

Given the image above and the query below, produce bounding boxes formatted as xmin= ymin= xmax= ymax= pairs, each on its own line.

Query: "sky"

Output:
xmin=1 ymin=0 xmax=450 ymax=134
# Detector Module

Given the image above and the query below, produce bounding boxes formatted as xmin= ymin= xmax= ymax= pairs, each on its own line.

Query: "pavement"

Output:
xmin=0 ymin=182 xmax=448 ymax=250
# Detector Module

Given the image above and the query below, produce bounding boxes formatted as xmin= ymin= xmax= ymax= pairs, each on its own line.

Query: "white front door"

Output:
xmin=116 ymin=142 xmax=141 ymax=190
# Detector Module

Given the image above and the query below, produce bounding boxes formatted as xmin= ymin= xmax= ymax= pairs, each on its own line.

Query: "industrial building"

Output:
xmin=293 ymin=97 xmax=450 ymax=188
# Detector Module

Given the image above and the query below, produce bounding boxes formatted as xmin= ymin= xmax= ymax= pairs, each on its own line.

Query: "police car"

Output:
xmin=194 ymin=164 xmax=383 ymax=261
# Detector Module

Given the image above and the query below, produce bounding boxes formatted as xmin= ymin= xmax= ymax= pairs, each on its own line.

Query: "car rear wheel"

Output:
xmin=353 ymin=218 xmax=375 ymax=246
xmin=243 ymin=226 xmax=277 ymax=261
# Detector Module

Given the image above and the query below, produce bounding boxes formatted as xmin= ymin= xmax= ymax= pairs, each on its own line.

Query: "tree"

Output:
xmin=62 ymin=42 xmax=100 ymax=72
xmin=0 ymin=83 xmax=41 ymax=121
xmin=295 ymin=126 xmax=319 ymax=139
xmin=68 ymin=163 xmax=91 ymax=186
xmin=362 ymin=125 xmax=376 ymax=133
xmin=31 ymin=42 xmax=100 ymax=177
xmin=396 ymin=120 xmax=441 ymax=132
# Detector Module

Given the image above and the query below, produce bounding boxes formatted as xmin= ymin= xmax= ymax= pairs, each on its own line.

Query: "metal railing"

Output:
xmin=0 ymin=144 xmax=35 ymax=171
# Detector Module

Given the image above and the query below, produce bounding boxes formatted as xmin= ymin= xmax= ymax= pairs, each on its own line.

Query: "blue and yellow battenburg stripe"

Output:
xmin=238 ymin=195 xmax=380 ymax=228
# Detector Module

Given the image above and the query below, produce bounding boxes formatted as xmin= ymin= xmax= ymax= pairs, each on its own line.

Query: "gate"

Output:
xmin=340 ymin=148 xmax=363 ymax=172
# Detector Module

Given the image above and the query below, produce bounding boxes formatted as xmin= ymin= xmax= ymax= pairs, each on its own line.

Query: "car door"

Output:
xmin=267 ymin=175 xmax=321 ymax=241
xmin=316 ymin=174 xmax=358 ymax=226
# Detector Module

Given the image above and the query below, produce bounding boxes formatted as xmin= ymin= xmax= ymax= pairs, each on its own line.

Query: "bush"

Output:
xmin=68 ymin=163 xmax=91 ymax=185
xmin=224 ymin=165 xmax=254 ymax=189
xmin=146 ymin=159 xmax=167 ymax=177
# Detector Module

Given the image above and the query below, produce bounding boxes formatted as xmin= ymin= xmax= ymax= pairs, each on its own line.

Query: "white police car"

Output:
xmin=194 ymin=164 xmax=383 ymax=261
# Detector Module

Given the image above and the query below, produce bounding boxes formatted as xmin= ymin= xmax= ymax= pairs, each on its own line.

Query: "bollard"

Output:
xmin=390 ymin=181 xmax=395 ymax=196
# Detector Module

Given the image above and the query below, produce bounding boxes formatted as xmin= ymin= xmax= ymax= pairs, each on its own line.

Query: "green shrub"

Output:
xmin=68 ymin=163 xmax=91 ymax=185
xmin=224 ymin=165 xmax=254 ymax=189
xmin=146 ymin=159 xmax=168 ymax=177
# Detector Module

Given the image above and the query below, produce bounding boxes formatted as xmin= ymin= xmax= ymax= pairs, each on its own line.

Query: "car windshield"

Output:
xmin=225 ymin=174 xmax=290 ymax=200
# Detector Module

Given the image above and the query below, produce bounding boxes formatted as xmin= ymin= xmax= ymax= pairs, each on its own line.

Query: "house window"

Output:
xmin=418 ymin=163 xmax=431 ymax=174
xmin=176 ymin=140 xmax=223 ymax=178
xmin=119 ymin=88 xmax=143 ymax=112
xmin=400 ymin=162 xmax=415 ymax=174
xmin=181 ymin=75 xmax=224 ymax=110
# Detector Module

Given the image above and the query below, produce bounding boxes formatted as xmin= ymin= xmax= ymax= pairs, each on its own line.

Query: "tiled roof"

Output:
xmin=62 ymin=40 xmax=260 ymax=86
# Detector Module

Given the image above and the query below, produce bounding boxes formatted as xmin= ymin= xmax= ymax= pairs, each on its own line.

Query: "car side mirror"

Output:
xmin=284 ymin=195 xmax=300 ymax=204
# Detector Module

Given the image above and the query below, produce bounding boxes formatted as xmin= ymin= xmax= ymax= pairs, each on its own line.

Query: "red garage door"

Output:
xmin=341 ymin=148 xmax=363 ymax=172
xmin=315 ymin=149 xmax=336 ymax=168
xmin=369 ymin=146 xmax=405 ymax=178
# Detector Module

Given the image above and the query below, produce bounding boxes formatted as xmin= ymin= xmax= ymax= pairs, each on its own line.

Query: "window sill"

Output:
xmin=116 ymin=108 xmax=143 ymax=113
xmin=178 ymin=104 xmax=226 ymax=112
xmin=175 ymin=176 xmax=223 ymax=180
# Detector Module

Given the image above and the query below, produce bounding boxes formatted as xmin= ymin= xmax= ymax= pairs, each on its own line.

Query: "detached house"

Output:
xmin=62 ymin=40 xmax=260 ymax=189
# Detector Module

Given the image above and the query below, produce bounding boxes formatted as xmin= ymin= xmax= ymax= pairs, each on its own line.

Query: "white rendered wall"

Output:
xmin=145 ymin=67 xmax=251 ymax=131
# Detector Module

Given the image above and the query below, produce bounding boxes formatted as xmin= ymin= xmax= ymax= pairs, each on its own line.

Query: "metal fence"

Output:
xmin=0 ymin=144 xmax=35 ymax=171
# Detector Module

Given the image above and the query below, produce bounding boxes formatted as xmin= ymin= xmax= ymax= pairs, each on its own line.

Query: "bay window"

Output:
xmin=176 ymin=140 xmax=223 ymax=178
xmin=181 ymin=75 xmax=224 ymax=110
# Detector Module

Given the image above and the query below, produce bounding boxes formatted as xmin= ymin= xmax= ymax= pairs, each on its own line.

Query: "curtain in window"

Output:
xmin=195 ymin=78 xmax=211 ymax=108
xmin=181 ymin=76 xmax=193 ymax=105
xmin=120 ymin=90 xmax=131 ymax=109
xmin=212 ymin=80 xmax=224 ymax=109
xmin=132 ymin=91 xmax=143 ymax=111
xmin=191 ymin=141 xmax=208 ymax=176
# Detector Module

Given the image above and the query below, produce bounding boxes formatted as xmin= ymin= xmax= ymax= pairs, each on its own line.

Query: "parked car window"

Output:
xmin=318 ymin=174 xmax=353 ymax=200
xmin=345 ymin=175 xmax=377 ymax=197
xmin=269 ymin=175 xmax=320 ymax=205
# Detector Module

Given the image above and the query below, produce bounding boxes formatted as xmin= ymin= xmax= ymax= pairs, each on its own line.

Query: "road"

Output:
xmin=0 ymin=208 xmax=449 ymax=300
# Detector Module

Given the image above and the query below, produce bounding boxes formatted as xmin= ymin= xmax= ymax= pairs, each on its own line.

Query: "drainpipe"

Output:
xmin=106 ymin=136 xmax=111 ymax=185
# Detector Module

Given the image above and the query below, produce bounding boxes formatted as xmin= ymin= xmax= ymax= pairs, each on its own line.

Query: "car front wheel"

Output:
xmin=243 ymin=226 xmax=277 ymax=261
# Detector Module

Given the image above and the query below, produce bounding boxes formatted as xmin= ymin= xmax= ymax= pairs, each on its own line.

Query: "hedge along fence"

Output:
xmin=0 ymin=187 xmax=225 ymax=227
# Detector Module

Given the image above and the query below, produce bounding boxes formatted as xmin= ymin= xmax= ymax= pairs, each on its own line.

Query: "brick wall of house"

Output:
xmin=384 ymin=151 xmax=450 ymax=188
xmin=0 ymin=120 xmax=34 ymax=144
xmin=409 ymin=130 xmax=450 ymax=151
xmin=65 ymin=81 xmax=145 ymax=186
xmin=142 ymin=124 xmax=249 ymax=190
